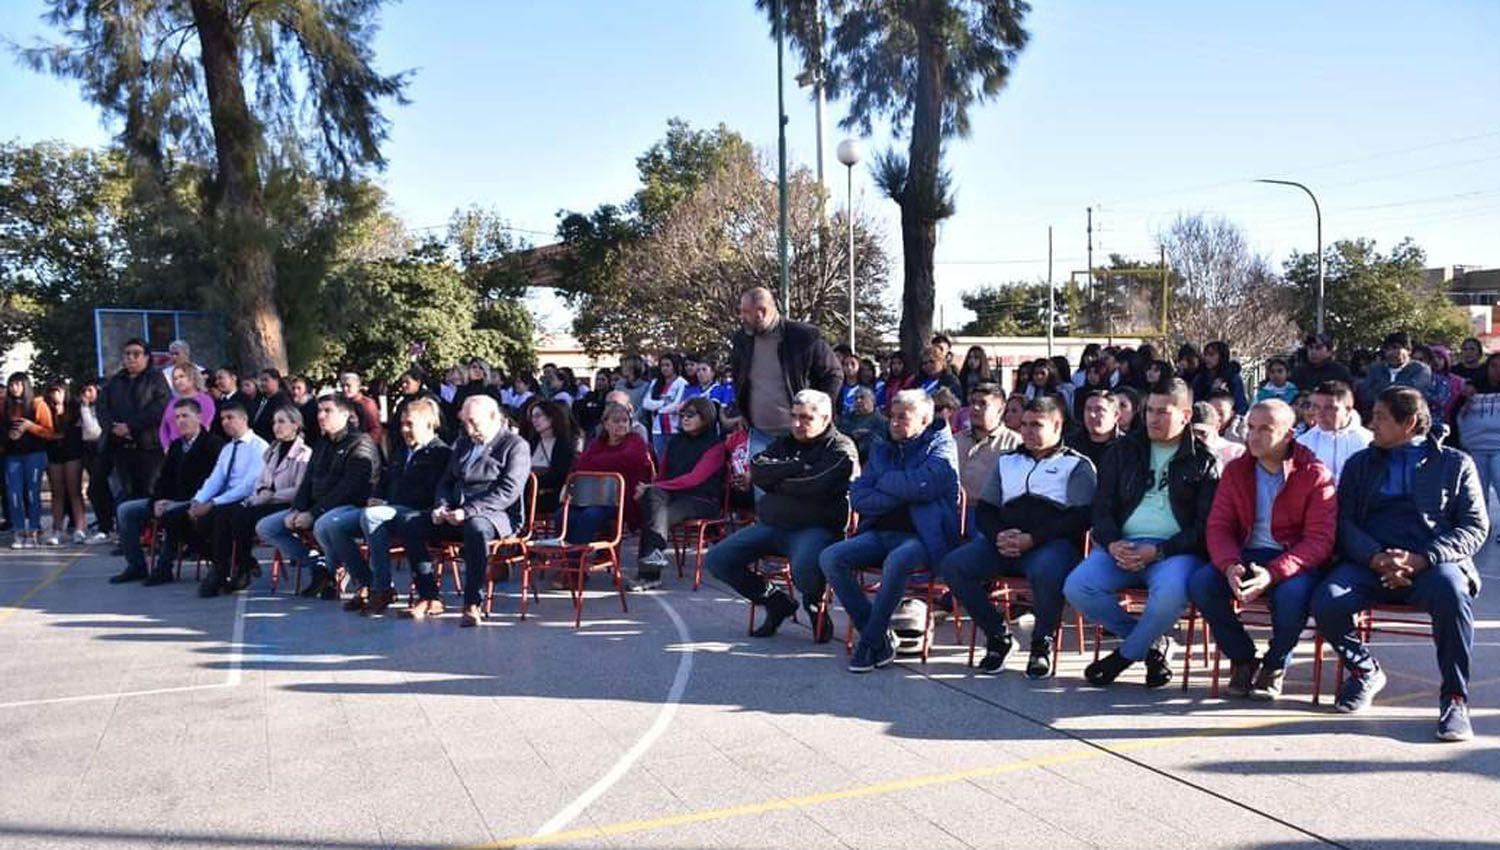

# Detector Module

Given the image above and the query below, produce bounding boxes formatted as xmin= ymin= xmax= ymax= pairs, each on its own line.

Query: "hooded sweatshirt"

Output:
xmin=1295 ymin=409 xmax=1372 ymax=484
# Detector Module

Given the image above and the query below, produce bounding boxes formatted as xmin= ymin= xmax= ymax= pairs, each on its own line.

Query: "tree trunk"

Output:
xmin=190 ymin=0 xmax=287 ymax=371
xmin=898 ymin=3 xmax=946 ymax=368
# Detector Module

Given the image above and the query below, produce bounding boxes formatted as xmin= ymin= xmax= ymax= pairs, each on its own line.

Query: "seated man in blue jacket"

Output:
xmin=315 ymin=396 xmax=452 ymax=616
xmin=404 ymin=394 xmax=531 ymax=627
xmin=821 ymin=389 xmax=960 ymax=673
xmin=707 ymin=389 xmax=858 ymax=641
xmin=941 ymin=396 xmax=1096 ymax=678
xmin=1312 ymin=386 xmax=1488 ymax=742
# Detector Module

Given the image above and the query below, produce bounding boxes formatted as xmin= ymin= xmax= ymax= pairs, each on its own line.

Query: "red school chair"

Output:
xmin=520 ymin=471 xmax=628 ymax=627
xmin=670 ymin=472 xmax=735 ymax=590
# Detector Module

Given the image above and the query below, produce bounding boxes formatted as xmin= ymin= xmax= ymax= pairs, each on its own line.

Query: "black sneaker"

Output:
xmin=229 ymin=563 xmax=259 ymax=592
xmin=750 ymin=590 xmax=798 ymax=638
xmin=1225 ymin=658 xmax=1259 ymax=698
xmin=142 ymin=569 xmax=174 ymax=587
xmin=1144 ymin=639 xmax=1175 ymax=688
xmin=1249 ymin=665 xmax=1285 ymax=701
xmin=1026 ymin=636 xmax=1054 ymax=679
xmin=872 ymin=630 xmax=897 ymax=668
xmin=298 ymin=568 xmax=333 ymax=599
xmin=848 ymin=640 xmax=876 ymax=673
xmin=1436 ymin=695 xmax=1474 ymax=742
xmin=108 ymin=566 xmax=148 ymax=584
xmin=977 ymin=632 xmax=1014 ymax=674
xmin=1085 ymin=650 xmax=1133 ymax=686
xmin=1335 ymin=665 xmax=1387 ymax=713
xmin=198 ymin=566 xmax=228 ymax=598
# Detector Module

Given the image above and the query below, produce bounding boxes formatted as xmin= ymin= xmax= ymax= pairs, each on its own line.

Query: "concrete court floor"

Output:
xmin=0 ymin=533 xmax=1497 ymax=850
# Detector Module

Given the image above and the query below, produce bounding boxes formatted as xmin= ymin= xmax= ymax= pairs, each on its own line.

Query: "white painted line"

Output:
xmin=532 ymin=592 xmax=696 ymax=840
xmin=0 ymin=589 xmax=254 ymax=710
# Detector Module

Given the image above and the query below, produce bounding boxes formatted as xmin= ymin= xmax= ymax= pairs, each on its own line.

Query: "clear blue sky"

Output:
xmin=3 ymin=0 xmax=1498 ymax=332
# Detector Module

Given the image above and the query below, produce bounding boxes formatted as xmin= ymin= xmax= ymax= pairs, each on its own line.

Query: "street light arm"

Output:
xmin=1255 ymin=178 xmax=1325 ymax=335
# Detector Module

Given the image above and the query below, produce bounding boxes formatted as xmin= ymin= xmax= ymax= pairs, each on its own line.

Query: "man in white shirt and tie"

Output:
xmin=188 ymin=403 xmax=269 ymax=596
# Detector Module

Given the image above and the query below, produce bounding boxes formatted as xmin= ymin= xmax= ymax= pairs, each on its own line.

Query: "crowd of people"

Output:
xmin=3 ymin=288 xmax=1493 ymax=743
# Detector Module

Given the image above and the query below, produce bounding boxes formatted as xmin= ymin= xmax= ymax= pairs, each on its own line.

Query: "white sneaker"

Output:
xmin=44 ymin=534 xmax=61 ymax=546
xmin=72 ymin=530 xmax=87 ymax=544
xmin=8 ymin=539 xmax=22 ymax=550
xmin=86 ymin=532 xmax=110 ymax=545
xmin=638 ymin=549 xmax=670 ymax=570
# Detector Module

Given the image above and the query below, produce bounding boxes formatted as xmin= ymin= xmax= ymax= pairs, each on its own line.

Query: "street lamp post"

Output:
xmin=774 ymin=0 xmax=790 ymax=311
xmin=1255 ymin=178 xmax=1324 ymax=334
xmin=837 ymin=138 xmax=862 ymax=354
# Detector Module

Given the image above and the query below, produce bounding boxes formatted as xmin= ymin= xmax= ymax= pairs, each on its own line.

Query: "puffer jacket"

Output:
xmin=849 ymin=418 xmax=961 ymax=565
xmin=1206 ymin=441 xmax=1336 ymax=582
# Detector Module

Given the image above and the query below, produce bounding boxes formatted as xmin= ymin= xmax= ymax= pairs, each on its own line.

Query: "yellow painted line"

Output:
xmin=0 ymin=553 xmax=83 ymax=626
xmin=464 ymin=675 xmax=1500 ymax=850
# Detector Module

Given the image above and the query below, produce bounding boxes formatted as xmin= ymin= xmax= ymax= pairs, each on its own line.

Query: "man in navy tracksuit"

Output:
xmin=1311 ymin=386 xmax=1487 ymax=741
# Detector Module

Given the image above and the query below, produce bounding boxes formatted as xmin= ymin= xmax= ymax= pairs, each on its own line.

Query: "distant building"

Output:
xmin=1428 ymin=266 xmax=1500 ymax=337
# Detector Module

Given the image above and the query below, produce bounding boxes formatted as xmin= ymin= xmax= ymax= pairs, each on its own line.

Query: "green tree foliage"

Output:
xmin=958 ymin=281 xmax=1058 ymax=336
xmin=764 ymin=0 xmax=1031 ymax=364
xmin=556 ymin=121 xmax=893 ymax=357
xmin=1284 ymin=238 xmax=1469 ymax=353
xmin=302 ymin=255 xmax=532 ymax=382
xmin=22 ymin=0 xmax=409 ymax=369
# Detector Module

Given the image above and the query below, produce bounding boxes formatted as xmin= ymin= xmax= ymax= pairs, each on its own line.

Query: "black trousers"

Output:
xmin=111 ymin=447 xmax=164 ymax=501
xmin=637 ymin=486 xmax=718 ymax=564
xmin=84 ymin=445 xmax=115 ymax=533
xmin=213 ymin=501 xmax=289 ymax=576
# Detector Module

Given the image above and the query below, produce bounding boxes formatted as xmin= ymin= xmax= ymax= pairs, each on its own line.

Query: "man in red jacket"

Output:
xmin=1190 ymin=399 xmax=1336 ymax=700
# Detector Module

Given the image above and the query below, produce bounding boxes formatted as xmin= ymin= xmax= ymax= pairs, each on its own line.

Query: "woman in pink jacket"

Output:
xmin=211 ymin=406 xmax=312 ymax=592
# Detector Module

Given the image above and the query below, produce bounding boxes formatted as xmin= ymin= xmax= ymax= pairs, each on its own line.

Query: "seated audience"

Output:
xmin=186 ymin=404 xmax=269 ymax=596
xmin=256 ymin=395 xmax=379 ymax=600
xmin=1066 ymin=389 xmax=1123 ymax=471
xmin=836 ymin=386 xmax=887 ymax=465
xmin=566 ymin=401 xmax=656 ymax=542
xmin=1064 ymin=378 xmax=1219 ymax=687
xmin=404 ymin=395 xmax=531 ymax=626
xmin=953 ymin=383 xmax=1020 ymax=507
xmin=1311 ymin=387 xmax=1488 ymax=741
xmin=109 ymin=398 xmax=224 ymax=585
xmin=205 ymin=406 xmax=310 ymax=595
xmin=250 ymin=368 xmax=290 ymax=443
xmin=632 ymin=397 xmax=725 ymax=591
xmin=316 ymin=397 xmax=451 ymax=615
xmin=821 ymin=389 xmax=960 ymax=673
xmin=942 ymin=396 xmax=1095 ymax=677
xmin=160 ymin=364 xmax=216 ymax=451
xmin=1191 ymin=400 xmax=1335 ymax=700
xmin=525 ymin=400 xmax=578 ymax=516
xmin=707 ymin=389 xmax=857 ymax=640
xmin=1295 ymin=380 xmax=1371 ymax=484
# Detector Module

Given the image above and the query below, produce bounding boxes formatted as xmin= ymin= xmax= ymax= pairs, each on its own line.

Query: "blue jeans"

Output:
xmin=820 ymin=531 xmax=930 ymax=647
xmin=707 ymin=522 xmax=838 ymax=608
xmin=1187 ymin=548 xmax=1318 ymax=669
xmin=1063 ymin=538 xmax=1202 ymax=661
xmin=116 ymin=498 xmax=152 ymax=573
xmin=255 ymin=508 xmax=324 ymax=573
xmin=363 ymin=504 xmax=423 ymax=591
xmin=4 ymin=451 xmax=47 ymax=531
xmin=1312 ymin=560 xmax=1475 ymax=700
xmin=564 ymin=505 xmax=614 ymax=545
xmin=313 ymin=505 xmax=366 ymax=586
xmin=940 ymin=536 xmax=1079 ymax=645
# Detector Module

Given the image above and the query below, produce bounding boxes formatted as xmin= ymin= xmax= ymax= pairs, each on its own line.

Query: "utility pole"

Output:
xmin=1047 ymin=226 xmax=1055 ymax=358
xmin=1086 ymin=206 xmax=1094 ymax=302
xmin=1255 ymin=178 xmax=1323 ymax=334
xmin=813 ymin=2 xmax=827 ymax=217
xmin=775 ymin=0 xmax=790 ymax=311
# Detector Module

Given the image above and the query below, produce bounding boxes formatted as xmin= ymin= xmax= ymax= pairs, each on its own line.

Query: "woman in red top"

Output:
xmin=3 ymin=372 xmax=58 ymax=548
xmin=632 ymin=397 xmax=725 ymax=590
xmin=568 ymin=402 xmax=656 ymax=544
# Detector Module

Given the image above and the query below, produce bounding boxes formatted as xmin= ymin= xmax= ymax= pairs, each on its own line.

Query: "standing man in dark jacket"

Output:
xmin=404 ymin=394 xmax=531 ymax=627
xmin=707 ymin=389 xmax=857 ymax=641
xmin=1312 ymin=387 xmax=1488 ymax=741
xmin=730 ymin=287 xmax=844 ymax=469
xmin=255 ymin=394 xmax=379 ymax=600
xmin=250 ymin=368 xmax=290 ymax=443
xmin=1064 ymin=378 xmax=1220 ymax=688
xmin=1290 ymin=333 xmax=1353 ymax=396
xmin=942 ymin=396 xmax=1096 ymax=678
xmin=109 ymin=397 xmax=224 ymax=585
xmin=99 ymin=337 xmax=173 ymax=501
xmin=317 ymin=396 xmax=451 ymax=616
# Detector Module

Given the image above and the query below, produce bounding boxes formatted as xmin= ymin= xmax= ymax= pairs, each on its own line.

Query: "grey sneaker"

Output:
xmin=1249 ymin=665 xmax=1286 ymax=701
xmin=1436 ymin=696 xmax=1473 ymax=742
xmin=1335 ymin=665 xmax=1387 ymax=714
xmin=637 ymin=549 xmax=670 ymax=570
xmin=1225 ymin=659 xmax=1259 ymax=698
